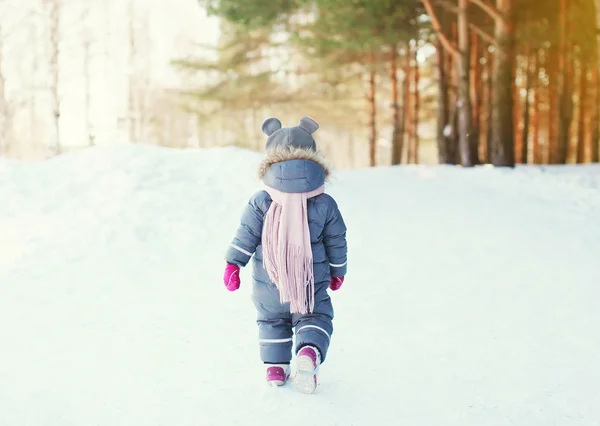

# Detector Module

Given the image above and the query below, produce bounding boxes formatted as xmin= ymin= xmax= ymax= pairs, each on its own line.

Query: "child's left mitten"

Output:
xmin=329 ymin=276 xmax=344 ymax=291
xmin=224 ymin=263 xmax=241 ymax=291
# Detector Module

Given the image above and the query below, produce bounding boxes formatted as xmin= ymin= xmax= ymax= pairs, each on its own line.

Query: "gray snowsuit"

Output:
xmin=225 ymin=117 xmax=348 ymax=365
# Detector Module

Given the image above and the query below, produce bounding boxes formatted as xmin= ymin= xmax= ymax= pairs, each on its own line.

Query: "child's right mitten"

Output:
xmin=329 ymin=276 xmax=344 ymax=291
xmin=223 ymin=263 xmax=241 ymax=291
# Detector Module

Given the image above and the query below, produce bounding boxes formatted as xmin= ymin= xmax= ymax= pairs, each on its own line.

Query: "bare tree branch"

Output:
xmin=421 ymin=0 xmax=459 ymax=59
xmin=470 ymin=23 xmax=495 ymax=45
xmin=469 ymin=0 xmax=505 ymax=24
xmin=435 ymin=0 xmax=496 ymax=45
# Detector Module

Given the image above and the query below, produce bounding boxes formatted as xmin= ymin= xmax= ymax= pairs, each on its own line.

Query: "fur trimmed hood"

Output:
xmin=258 ymin=146 xmax=330 ymax=180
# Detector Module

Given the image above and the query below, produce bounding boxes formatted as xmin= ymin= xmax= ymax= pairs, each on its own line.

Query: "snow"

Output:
xmin=1 ymin=143 xmax=599 ymax=425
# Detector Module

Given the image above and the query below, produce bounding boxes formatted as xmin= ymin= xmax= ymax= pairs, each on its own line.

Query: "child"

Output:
xmin=223 ymin=116 xmax=348 ymax=394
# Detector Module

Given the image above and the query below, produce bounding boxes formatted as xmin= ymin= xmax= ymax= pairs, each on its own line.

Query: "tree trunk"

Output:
xmin=471 ymin=30 xmax=482 ymax=163
xmin=413 ymin=42 xmax=420 ymax=164
xmin=405 ymin=50 xmax=413 ymax=164
xmin=449 ymin=22 xmax=460 ymax=164
xmin=84 ymin=39 xmax=94 ymax=147
xmin=490 ymin=0 xmax=515 ymax=166
xmin=577 ymin=60 xmax=587 ymax=163
xmin=562 ymin=44 xmax=574 ymax=163
xmin=49 ymin=0 xmax=61 ymax=155
xmin=513 ymin=48 xmax=522 ymax=162
xmin=437 ymin=40 xmax=452 ymax=164
xmin=532 ymin=48 xmax=542 ymax=164
xmin=479 ymin=45 xmax=488 ymax=162
xmin=594 ymin=0 xmax=600 ymax=162
xmin=556 ymin=0 xmax=572 ymax=165
xmin=0 ymin=30 xmax=6 ymax=156
xmin=390 ymin=45 xmax=402 ymax=165
xmin=451 ymin=104 xmax=459 ymax=163
xmin=128 ymin=0 xmax=137 ymax=142
xmin=29 ymin=20 xmax=38 ymax=149
xmin=484 ymin=45 xmax=493 ymax=163
xmin=548 ymin=46 xmax=559 ymax=164
xmin=457 ymin=0 xmax=475 ymax=166
xmin=399 ymin=49 xmax=409 ymax=164
xmin=367 ymin=65 xmax=377 ymax=167
xmin=593 ymin=60 xmax=600 ymax=162
xmin=521 ymin=43 xmax=533 ymax=164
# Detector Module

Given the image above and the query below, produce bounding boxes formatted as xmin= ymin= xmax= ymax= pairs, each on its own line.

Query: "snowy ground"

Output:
xmin=1 ymin=144 xmax=599 ymax=426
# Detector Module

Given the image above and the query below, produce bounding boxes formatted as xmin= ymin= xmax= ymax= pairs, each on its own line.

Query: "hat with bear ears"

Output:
xmin=261 ymin=116 xmax=319 ymax=151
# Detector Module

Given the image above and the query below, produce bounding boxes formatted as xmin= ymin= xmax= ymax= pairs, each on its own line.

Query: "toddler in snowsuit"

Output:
xmin=223 ymin=116 xmax=348 ymax=394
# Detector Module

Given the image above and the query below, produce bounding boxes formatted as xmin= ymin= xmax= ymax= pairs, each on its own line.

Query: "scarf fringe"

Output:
xmin=274 ymin=246 xmax=315 ymax=315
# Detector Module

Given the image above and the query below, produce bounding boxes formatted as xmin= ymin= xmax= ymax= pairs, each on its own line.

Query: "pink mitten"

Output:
xmin=329 ymin=276 xmax=344 ymax=291
xmin=224 ymin=263 xmax=241 ymax=291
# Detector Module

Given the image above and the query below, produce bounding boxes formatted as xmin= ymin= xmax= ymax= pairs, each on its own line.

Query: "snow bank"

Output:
xmin=1 ymin=144 xmax=599 ymax=425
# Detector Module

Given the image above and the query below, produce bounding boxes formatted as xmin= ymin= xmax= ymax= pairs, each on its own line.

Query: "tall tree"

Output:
xmin=47 ymin=0 xmax=61 ymax=155
xmin=390 ymin=44 xmax=402 ymax=165
xmin=547 ymin=45 xmax=558 ymax=163
xmin=412 ymin=41 xmax=420 ymax=163
xmin=367 ymin=54 xmax=377 ymax=167
xmin=128 ymin=0 xmax=137 ymax=142
xmin=576 ymin=60 xmax=587 ymax=163
xmin=29 ymin=12 xmax=39 ymax=148
xmin=471 ymin=30 xmax=483 ymax=162
xmin=484 ymin=44 xmax=493 ymax=163
xmin=402 ymin=47 xmax=411 ymax=162
xmin=490 ymin=0 xmax=516 ymax=166
xmin=457 ymin=0 xmax=476 ymax=166
xmin=423 ymin=0 xmax=497 ymax=165
xmin=81 ymin=4 xmax=95 ymax=147
xmin=556 ymin=0 xmax=573 ymax=164
xmin=593 ymin=0 xmax=600 ymax=161
xmin=532 ymin=48 xmax=542 ymax=164
xmin=521 ymin=44 xmax=533 ymax=164
xmin=593 ymin=60 xmax=600 ymax=162
xmin=421 ymin=0 xmax=460 ymax=164
xmin=0 ymin=24 xmax=9 ymax=155
xmin=436 ymin=38 xmax=452 ymax=164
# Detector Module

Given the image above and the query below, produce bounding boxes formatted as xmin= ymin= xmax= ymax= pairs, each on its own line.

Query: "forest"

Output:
xmin=176 ymin=0 xmax=600 ymax=167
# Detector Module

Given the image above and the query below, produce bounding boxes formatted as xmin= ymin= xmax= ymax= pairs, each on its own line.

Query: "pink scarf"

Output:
xmin=262 ymin=185 xmax=325 ymax=314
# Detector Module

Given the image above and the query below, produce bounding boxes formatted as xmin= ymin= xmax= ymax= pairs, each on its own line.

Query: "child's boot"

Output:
xmin=293 ymin=345 xmax=321 ymax=394
xmin=266 ymin=364 xmax=290 ymax=386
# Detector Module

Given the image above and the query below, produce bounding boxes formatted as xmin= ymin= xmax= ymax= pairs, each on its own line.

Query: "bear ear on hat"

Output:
xmin=299 ymin=116 xmax=319 ymax=134
xmin=261 ymin=117 xmax=282 ymax=136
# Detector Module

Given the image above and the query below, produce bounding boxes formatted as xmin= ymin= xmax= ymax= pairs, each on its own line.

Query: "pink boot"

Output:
xmin=293 ymin=346 xmax=321 ymax=394
xmin=266 ymin=364 xmax=290 ymax=387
